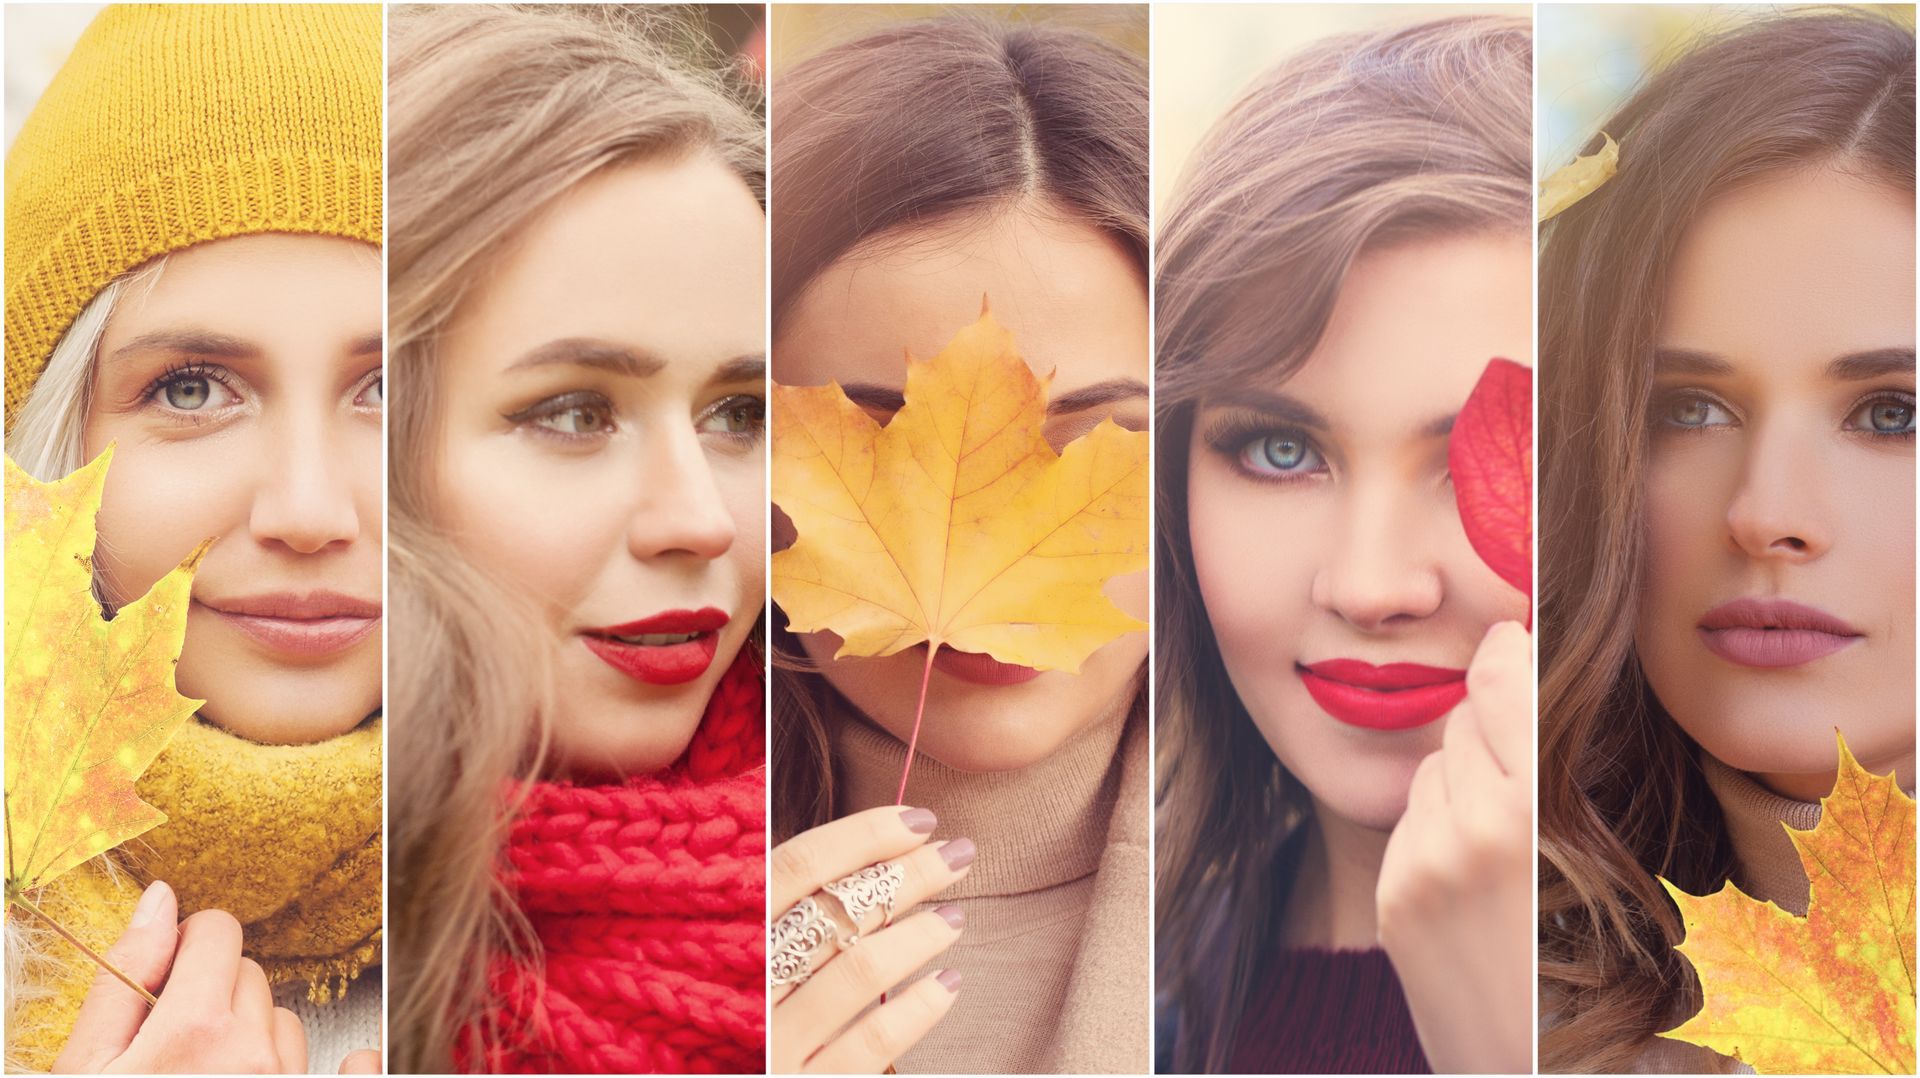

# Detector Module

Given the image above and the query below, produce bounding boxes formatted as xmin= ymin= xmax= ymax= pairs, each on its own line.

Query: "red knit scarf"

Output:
xmin=462 ymin=654 xmax=766 ymax=1074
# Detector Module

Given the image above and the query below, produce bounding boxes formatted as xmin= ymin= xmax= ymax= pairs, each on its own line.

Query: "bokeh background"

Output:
xmin=1154 ymin=3 xmax=1527 ymax=218
xmin=772 ymin=4 xmax=1146 ymax=78
xmin=1539 ymin=3 xmax=1915 ymax=174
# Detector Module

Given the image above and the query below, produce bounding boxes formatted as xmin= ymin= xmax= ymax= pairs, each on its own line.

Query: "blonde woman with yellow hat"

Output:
xmin=5 ymin=5 xmax=383 ymax=1072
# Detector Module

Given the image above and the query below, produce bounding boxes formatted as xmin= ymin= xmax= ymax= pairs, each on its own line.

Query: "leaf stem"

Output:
xmin=896 ymin=644 xmax=938 ymax=805
xmin=10 ymin=893 xmax=158 ymax=1005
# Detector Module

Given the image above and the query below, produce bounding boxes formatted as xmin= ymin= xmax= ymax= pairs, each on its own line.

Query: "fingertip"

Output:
xmin=339 ymin=1047 xmax=381 ymax=1074
xmin=129 ymin=879 xmax=175 ymax=929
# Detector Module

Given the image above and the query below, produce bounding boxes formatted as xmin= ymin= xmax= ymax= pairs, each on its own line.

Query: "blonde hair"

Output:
xmin=1153 ymin=16 xmax=1530 ymax=1072
xmin=385 ymin=5 xmax=763 ymax=1071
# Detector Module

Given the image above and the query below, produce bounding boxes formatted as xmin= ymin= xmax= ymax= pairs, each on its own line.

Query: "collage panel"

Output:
xmin=1536 ymin=5 xmax=1917 ymax=1074
xmin=4 ymin=3 xmax=385 ymax=1074
xmin=1153 ymin=4 xmax=1536 ymax=1074
xmin=766 ymin=4 xmax=1151 ymax=1073
xmin=382 ymin=4 xmax=768 ymax=1074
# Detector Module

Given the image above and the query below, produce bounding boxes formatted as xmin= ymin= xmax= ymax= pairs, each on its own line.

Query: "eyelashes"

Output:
xmin=505 ymin=391 xmax=768 ymax=447
xmin=1201 ymin=413 xmax=1331 ymax=485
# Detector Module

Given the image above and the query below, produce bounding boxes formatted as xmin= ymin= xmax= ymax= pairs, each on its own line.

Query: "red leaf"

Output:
xmin=1449 ymin=358 xmax=1532 ymax=602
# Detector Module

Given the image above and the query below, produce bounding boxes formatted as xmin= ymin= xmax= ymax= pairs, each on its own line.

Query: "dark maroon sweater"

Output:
xmin=1226 ymin=947 xmax=1431 ymax=1074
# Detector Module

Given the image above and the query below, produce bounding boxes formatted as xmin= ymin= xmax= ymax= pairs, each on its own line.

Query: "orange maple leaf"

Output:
xmin=1660 ymin=732 xmax=1916 ymax=1074
xmin=771 ymin=305 xmax=1148 ymax=673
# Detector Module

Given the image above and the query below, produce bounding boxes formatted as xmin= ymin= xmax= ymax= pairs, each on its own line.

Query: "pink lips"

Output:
xmin=1697 ymin=599 xmax=1863 ymax=669
xmin=197 ymin=591 xmax=381 ymax=657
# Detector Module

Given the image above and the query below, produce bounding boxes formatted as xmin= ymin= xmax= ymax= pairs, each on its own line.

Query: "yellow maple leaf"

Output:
xmin=1660 ymin=732 xmax=1916 ymax=1074
xmin=1538 ymin=132 xmax=1620 ymax=223
xmin=772 ymin=306 xmax=1147 ymax=674
xmin=5 ymin=447 xmax=207 ymax=906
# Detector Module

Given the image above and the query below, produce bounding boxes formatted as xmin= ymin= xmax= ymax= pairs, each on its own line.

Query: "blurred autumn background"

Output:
xmin=772 ymin=4 xmax=1146 ymax=77
xmin=1153 ymin=4 xmax=1528 ymax=219
xmin=1539 ymin=3 xmax=1915 ymax=174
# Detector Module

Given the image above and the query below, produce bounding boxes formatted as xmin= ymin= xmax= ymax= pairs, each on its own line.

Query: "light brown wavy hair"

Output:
xmin=386 ymin=5 xmax=762 ymax=1071
xmin=1153 ymin=16 xmax=1531 ymax=1073
xmin=1538 ymin=11 xmax=1914 ymax=1072
xmin=769 ymin=14 xmax=1148 ymax=840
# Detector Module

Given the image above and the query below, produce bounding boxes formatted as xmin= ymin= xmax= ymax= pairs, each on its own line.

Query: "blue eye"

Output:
xmin=1239 ymin=431 xmax=1325 ymax=477
xmin=1658 ymin=391 xmax=1734 ymax=430
xmin=1847 ymin=394 xmax=1916 ymax=436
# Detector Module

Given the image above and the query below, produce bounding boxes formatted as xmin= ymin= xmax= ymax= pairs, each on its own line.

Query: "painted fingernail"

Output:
xmin=901 ymin=807 xmax=937 ymax=833
xmin=936 ymin=904 xmax=965 ymax=929
xmin=939 ymin=837 xmax=976 ymax=870
xmin=131 ymin=880 xmax=168 ymax=928
xmin=936 ymin=968 xmax=962 ymax=992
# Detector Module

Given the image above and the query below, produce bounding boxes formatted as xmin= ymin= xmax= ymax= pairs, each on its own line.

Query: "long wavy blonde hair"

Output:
xmin=1153 ymin=16 xmax=1530 ymax=1072
xmin=385 ymin=5 xmax=762 ymax=1071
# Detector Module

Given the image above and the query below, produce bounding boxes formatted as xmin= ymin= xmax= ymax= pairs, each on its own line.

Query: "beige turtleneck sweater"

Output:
xmin=1632 ymin=754 xmax=1874 ymax=1074
xmin=831 ymin=707 xmax=1150 ymax=1074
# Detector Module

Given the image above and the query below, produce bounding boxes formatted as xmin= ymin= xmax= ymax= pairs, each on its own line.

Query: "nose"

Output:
xmin=1311 ymin=478 xmax=1444 ymax=631
xmin=249 ymin=414 xmax=360 ymax=554
xmin=629 ymin=427 xmax=737 ymax=561
xmin=1724 ymin=417 xmax=1833 ymax=563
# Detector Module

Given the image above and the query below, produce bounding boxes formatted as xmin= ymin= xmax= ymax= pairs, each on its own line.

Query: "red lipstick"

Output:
xmin=196 ymin=592 xmax=380 ymax=658
xmin=924 ymin=644 xmax=1044 ymax=686
xmin=1697 ymin=599 xmax=1862 ymax=669
xmin=1297 ymin=659 xmax=1467 ymax=731
xmin=581 ymin=607 xmax=728 ymax=685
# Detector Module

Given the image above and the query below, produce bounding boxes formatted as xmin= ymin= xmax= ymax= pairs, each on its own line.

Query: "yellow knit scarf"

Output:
xmin=8 ymin=717 xmax=381 ymax=1070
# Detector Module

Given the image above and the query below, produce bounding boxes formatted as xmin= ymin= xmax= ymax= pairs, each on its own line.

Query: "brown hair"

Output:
xmin=386 ymin=5 xmax=761 ymax=1071
xmin=1538 ymin=11 xmax=1913 ymax=1071
xmin=768 ymin=14 xmax=1147 ymax=839
xmin=1153 ymin=16 xmax=1531 ymax=1072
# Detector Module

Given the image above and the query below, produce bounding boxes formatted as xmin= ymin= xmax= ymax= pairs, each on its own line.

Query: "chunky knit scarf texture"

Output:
xmin=463 ymin=654 xmax=767 ymax=1074
xmin=9 ymin=716 xmax=382 ymax=1071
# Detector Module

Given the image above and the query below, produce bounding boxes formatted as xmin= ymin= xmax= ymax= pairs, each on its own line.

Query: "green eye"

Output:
xmin=161 ymin=376 xmax=212 ymax=410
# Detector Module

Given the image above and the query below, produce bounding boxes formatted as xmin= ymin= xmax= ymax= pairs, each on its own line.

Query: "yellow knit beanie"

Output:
xmin=4 ymin=3 xmax=382 ymax=424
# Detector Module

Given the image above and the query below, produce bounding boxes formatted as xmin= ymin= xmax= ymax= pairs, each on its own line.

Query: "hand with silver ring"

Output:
xmin=769 ymin=804 xmax=978 ymax=1073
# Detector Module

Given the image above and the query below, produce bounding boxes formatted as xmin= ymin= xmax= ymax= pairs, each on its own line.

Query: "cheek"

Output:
xmin=719 ymin=454 xmax=768 ymax=611
xmin=86 ymin=432 xmax=252 ymax=603
xmin=439 ymin=436 xmax=618 ymax=616
xmin=1187 ymin=465 xmax=1317 ymax=664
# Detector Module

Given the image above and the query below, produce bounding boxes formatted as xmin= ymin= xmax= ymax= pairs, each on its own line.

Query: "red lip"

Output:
xmin=921 ymin=644 xmax=1044 ymax=686
xmin=196 ymin=592 xmax=381 ymax=658
xmin=1697 ymin=599 xmax=1863 ymax=669
xmin=1297 ymin=659 xmax=1467 ymax=731
xmin=580 ymin=607 xmax=729 ymax=686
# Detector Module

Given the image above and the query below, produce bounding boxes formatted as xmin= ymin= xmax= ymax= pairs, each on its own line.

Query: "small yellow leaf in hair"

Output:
xmin=1538 ymin=132 xmax=1620 ymax=223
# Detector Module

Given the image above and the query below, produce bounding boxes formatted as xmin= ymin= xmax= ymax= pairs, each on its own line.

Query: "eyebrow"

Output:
xmin=1206 ymin=389 xmax=1455 ymax=439
xmin=1656 ymin=346 xmax=1916 ymax=381
xmin=508 ymin=338 xmax=665 ymax=378
xmin=108 ymin=330 xmax=261 ymax=363
xmin=713 ymin=354 xmax=767 ymax=385
xmin=839 ymin=376 xmax=1148 ymax=416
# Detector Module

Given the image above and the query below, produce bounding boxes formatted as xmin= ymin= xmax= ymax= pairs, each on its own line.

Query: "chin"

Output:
xmin=893 ymin=714 xmax=1076 ymax=774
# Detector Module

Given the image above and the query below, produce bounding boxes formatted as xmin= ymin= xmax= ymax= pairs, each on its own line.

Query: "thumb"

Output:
xmin=53 ymin=880 xmax=179 ymax=1073
xmin=339 ymin=1048 xmax=381 ymax=1073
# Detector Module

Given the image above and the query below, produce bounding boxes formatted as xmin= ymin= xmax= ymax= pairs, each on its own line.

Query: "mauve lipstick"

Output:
xmin=1697 ymin=598 xmax=1863 ymax=669
xmin=1297 ymin=659 xmax=1468 ymax=731
xmin=581 ymin=607 xmax=729 ymax=685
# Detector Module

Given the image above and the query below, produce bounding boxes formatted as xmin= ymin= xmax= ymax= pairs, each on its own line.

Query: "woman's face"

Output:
xmin=775 ymin=209 xmax=1149 ymax=773
xmin=436 ymin=155 xmax=766 ymax=779
xmin=1187 ymin=234 xmax=1533 ymax=832
xmin=84 ymin=233 xmax=383 ymax=745
xmin=1638 ymin=167 xmax=1915 ymax=800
